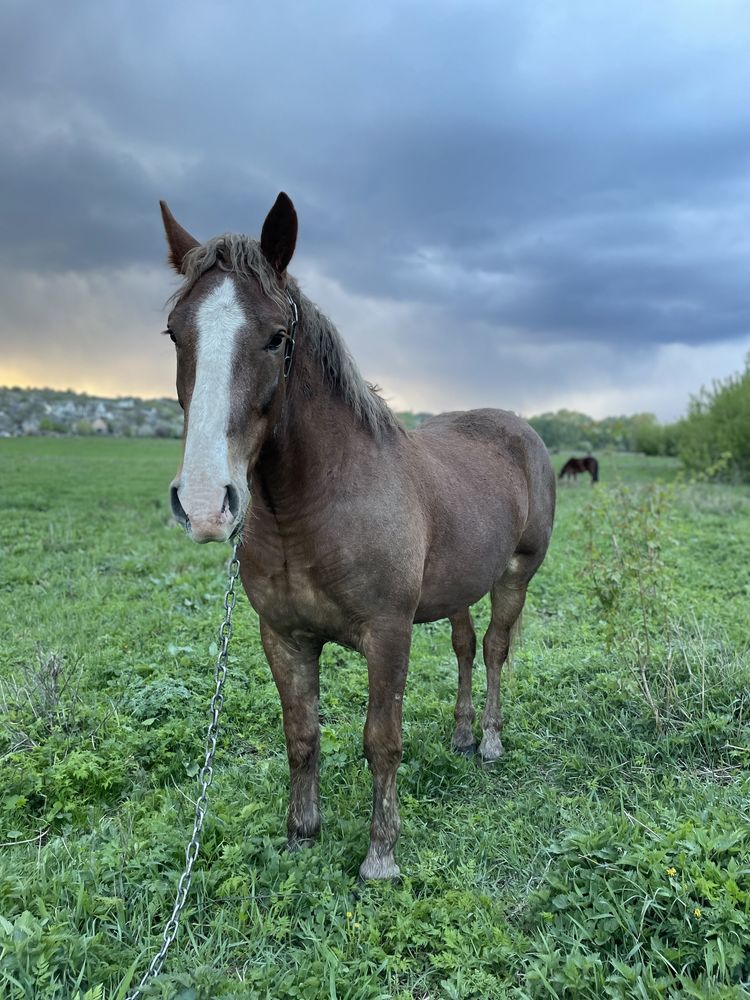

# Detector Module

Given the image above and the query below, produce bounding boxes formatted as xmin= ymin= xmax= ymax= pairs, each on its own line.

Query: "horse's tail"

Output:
xmin=591 ymin=458 xmax=599 ymax=483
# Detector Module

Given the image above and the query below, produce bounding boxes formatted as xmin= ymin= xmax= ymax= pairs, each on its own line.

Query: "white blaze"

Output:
xmin=180 ymin=276 xmax=245 ymax=517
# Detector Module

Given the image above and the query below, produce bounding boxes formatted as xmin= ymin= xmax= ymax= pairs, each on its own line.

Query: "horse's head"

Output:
xmin=160 ymin=193 xmax=298 ymax=542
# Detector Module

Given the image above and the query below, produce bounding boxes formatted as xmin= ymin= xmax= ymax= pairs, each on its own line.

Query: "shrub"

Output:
xmin=583 ymin=480 xmax=677 ymax=729
xmin=677 ymin=356 xmax=750 ymax=481
xmin=38 ymin=417 xmax=68 ymax=434
xmin=631 ymin=414 xmax=664 ymax=455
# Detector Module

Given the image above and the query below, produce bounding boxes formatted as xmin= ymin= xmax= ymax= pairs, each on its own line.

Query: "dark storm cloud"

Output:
xmin=0 ymin=131 xmax=280 ymax=273
xmin=2 ymin=0 xmax=750 ymax=412
xmin=0 ymin=136 xmax=157 ymax=271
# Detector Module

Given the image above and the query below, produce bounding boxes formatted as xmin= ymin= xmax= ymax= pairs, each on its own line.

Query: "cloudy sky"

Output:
xmin=1 ymin=0 xmax=749 ymax=420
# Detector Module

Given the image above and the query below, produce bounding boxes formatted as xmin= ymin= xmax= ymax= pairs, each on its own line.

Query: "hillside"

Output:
xmin=0 ymin=386 xmax=434 ymax=439
xmin=0 ymin=386 xmax=183 ymax=439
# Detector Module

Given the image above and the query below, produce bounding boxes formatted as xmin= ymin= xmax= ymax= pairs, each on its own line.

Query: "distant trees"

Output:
xmin=629 ymin=415 xmax=679 ymax=457
xmin=527 ymin=409 xmax=678 ymax=455
xmin=674 ymin=356 xmax=750 ymax=480
xmin=526 ymin=410 xmax=594 ymax=451
xmin=398 ymin=412 xmax=433 ymax=430
xmin=37 ymin=416 xmax=68 ymax=434
xmin=527 ymin=355 xmax=750 ymax=482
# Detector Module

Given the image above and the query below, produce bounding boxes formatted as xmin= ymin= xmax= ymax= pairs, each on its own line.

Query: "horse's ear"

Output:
xmin=159 ymin=200 xmax=200 ymax=273
xmin=260 ymin=192 xmax=298 ymax=275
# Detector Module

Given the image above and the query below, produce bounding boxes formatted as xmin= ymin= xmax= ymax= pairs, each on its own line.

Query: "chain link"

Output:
xmin=126 ymin=538 xmax=241 ymax=1000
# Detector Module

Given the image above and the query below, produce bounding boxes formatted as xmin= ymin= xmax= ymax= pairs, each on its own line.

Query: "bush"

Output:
xmin=38 ymin=417 xmax=68 ymax=434
xmin=631 ymin=414 xmax=664 ymax=455
xmin=677 ymin=356 xmax=750 ymax=481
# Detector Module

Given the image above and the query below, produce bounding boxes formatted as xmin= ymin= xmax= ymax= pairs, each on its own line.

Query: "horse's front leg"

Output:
xmin=260 ymin=620 xmax=322 ymax=848
xmin=359 ymin=622 xmax=412 ymax=880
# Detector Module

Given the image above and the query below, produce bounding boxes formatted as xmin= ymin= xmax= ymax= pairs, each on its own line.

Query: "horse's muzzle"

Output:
xmin=170 ymin=480 xmax=241 ymax=543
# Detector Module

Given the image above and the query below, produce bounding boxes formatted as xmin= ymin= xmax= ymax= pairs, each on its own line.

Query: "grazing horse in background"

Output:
xmin=159 ymin=193 xmax=556 ymax=880
xmin=559 ymin=455 xmax=599 ymax=484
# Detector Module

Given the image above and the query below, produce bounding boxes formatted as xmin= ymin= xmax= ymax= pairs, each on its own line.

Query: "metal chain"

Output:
xmin=126 ymin=538 xmax=241 ymax=1000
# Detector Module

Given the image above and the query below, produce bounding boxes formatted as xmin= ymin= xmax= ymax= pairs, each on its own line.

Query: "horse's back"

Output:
xmin=417 ymin=407 xmax=536 ymax=447
xmin=414 ymin=408 xmax=553 ymax=511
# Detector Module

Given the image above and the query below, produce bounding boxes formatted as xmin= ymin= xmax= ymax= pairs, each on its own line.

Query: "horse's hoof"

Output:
xmin=357 ymin=871 xmax=402 ymax=886
xmin=478 ymin=732 xmax=504 ymax=764
xmin=477 ymin=753 xmax=504 ymax=768
xmin=358 ymin=855 xmax=401 ymax=881
xmin=287 ymin=835 xmax=317 ymax=852
xmin=357 ymin=872 xmax=403 ymax=898
xmin=452 ymin=741 xmax=477 ymax=757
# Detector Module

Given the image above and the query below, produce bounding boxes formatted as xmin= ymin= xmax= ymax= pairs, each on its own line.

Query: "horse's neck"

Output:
xmin=252 ymin=339 xmax=374 ymax=510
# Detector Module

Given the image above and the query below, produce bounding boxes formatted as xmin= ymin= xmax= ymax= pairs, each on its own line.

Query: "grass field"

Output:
xmin=1 ymin=438 xmax=749 ymax=999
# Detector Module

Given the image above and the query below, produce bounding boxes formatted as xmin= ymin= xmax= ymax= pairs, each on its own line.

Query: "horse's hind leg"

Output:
xmin=450 ymin=609 xmax=477 ymax=754
xmin=479 ymin=556 xmax=536 ymax=763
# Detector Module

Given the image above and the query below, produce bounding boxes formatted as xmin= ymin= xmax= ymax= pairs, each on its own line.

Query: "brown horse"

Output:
xmin=159 ymin=193 xmax=556 ymax=879
xmin=559 ymin=455 xmax=599 ymax=483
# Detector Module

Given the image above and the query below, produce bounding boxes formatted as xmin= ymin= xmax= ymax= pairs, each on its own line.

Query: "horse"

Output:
xmin=158 ymin=193 xmax=556 ymax=880
xmin=559 ymin=455 xmax=599 ymax=484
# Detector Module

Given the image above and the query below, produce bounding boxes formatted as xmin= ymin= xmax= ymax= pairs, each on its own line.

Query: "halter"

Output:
xmin=283 ymin=290 xmax=298 ymax=379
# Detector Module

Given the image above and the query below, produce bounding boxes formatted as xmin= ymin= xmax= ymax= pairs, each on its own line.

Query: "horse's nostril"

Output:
xmin=170 ymin=484 xmax=189 ymax=526
xmin=224 ymin=484 xmax=240 ymax=520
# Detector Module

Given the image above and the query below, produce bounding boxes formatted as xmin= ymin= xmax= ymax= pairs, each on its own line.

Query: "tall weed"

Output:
xmin=583 ymin=481 xmax=678 ymax=729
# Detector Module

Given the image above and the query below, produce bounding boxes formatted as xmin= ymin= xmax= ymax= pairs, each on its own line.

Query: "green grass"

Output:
xmin=1 ymin=439 xmax=749 ymax=999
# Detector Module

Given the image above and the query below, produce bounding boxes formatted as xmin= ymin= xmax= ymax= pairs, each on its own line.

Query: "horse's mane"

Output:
xmin=171 ymin=234 xmax=400 ymax=441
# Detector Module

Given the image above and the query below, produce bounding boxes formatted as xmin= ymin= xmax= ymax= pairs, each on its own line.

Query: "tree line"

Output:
xmin=529 ymin=354 xmax=750 ymax=481
xmin=4 ymin=354 xmax=749 ymax=480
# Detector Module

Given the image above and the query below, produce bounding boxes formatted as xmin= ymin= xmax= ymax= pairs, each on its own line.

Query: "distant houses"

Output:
xmin=0 ymin=387 xmax=184 ymax=438
xmin=0 ymin=386 xmax=434 ymax=439
xmin=0 ymin=386 xmax=442 ymax=440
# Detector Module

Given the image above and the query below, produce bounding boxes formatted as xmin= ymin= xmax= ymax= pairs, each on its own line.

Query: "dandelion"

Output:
xmin=346 ymin=911 xmax=353 ymax=919
xmin=666 ymin=867 xmax=677 ymax=877
xmin=694 ymin=907 xmax=702 ymax=919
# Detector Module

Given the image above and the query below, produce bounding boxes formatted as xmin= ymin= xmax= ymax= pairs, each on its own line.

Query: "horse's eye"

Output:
xmin=266 ymin=330 xmax=285 ymax=352
xmin=166 ymin=329 xmax=176 ymax=344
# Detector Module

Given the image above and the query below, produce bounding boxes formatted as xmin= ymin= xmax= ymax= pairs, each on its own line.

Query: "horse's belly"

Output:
xmin=415 ymin=537 xmax=516 ymax=623
xmin=414 ymin=585 xmax=490 ymax=623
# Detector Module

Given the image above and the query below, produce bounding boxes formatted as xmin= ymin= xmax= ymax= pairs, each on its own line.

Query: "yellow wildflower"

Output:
xmin=354 ymin=922 xmax=361 ymax=929
xmin=346 ymin=911 xmax=353 ymax=919
xmin=666 ymin=867 xmax=677 ymax=877
xmin=694 ymin=907 xmax=702 ymax=918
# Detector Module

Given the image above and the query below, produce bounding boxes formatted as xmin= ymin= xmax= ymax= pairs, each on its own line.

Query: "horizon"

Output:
xmin=0 ymin=380 xmax=710 ymax=425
